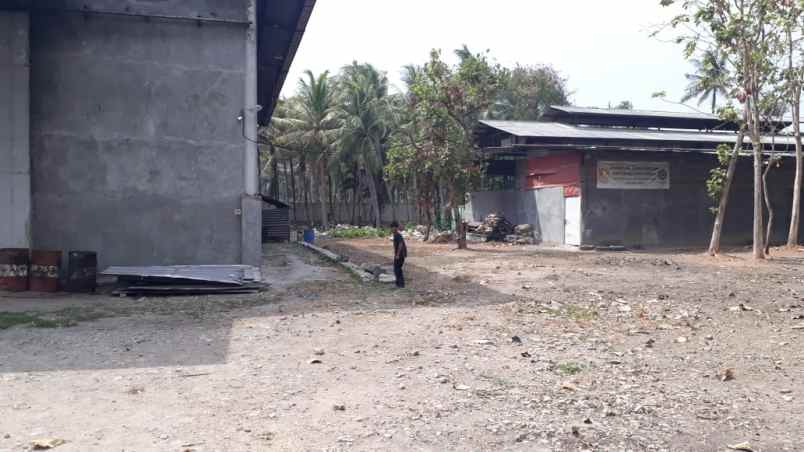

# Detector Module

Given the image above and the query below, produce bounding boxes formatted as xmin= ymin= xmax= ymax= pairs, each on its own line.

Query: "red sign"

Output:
xmin=526 ymin=152 xmax=581 ymax=189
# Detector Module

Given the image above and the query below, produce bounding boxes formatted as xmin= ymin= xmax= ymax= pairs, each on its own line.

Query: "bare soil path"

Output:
xmin=1 ymin=241 xmax=803 ymax=451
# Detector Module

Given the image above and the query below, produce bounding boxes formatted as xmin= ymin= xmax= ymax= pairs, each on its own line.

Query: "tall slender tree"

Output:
xmin=334 ymin=63 xmax=393 ymax=228
xmin=269 ymin=71 xmax=340 ymax=229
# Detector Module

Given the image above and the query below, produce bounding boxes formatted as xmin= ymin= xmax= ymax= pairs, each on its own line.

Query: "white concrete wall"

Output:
xmin=0 ymin=11 xmax=30 ymax=249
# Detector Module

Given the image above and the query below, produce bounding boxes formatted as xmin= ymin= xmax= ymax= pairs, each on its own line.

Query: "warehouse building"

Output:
xmin=0 ymin=0 xmax=314 ymax=268
xmin=470 ymin=106 xmax=799 ymax=248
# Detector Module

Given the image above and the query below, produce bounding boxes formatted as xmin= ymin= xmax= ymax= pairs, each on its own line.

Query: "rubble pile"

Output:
xmin=467 ymin=213 xmax=514 ymax=242
xmin=507 ymin=223 xmax=537 ymax=245
xmin=466 ymin=214 xmax=537 ymax=245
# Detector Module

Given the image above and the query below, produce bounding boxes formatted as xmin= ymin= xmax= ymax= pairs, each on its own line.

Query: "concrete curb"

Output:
xmin=298 ymin=242 xmax=393 ymax=284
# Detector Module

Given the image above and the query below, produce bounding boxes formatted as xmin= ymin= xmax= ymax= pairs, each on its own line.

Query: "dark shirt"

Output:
xmin=393 ymin=232 xmax=407 ymax=260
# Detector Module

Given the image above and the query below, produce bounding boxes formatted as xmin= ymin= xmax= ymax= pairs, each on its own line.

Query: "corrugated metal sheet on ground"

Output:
xmin=102 ymin=265 xmax=261 ymax=286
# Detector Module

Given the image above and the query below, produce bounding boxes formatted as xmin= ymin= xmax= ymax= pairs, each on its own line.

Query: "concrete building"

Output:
xmin=470 ymin=106 xmax=801 ymax=248
xmin=0 ymin=0 xmax=314 ymax=267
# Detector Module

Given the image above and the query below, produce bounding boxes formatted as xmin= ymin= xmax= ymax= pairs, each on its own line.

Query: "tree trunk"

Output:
xmin=351 ymin=172 xmax=359 ymax=225
xmin=440 ymin=187 xmax=452 ymax=230
xmin=763 ymin=158 xmax=777 ymax=255
xmin=318 ymin=161 xmax=329 ymax=230
xmin=327 ymin=173 xmax=335 ymax=225
xmin=366 ymin=172 xmax=382 ymax=229
xmin=749 ymin=110 xmax=765 ymax=259
xmin=787 ymin=88 xmax=803 ymax=246
xmin=708 ymin=128 xmax=746 ymax=255
xmin=424 ymin=208 xmax=432 ymax=242
xmin=302 ymin=161 xmax=311 ymax=225
xmin=454 ymin=207 xmax=467 ymax=249
xmin=288 ymin=157 xmax=296 ymax=222
xmin=711 ymin=91 xmax=717 ymax=115
xmin=269 ymin=146 xmax=279 ymax=198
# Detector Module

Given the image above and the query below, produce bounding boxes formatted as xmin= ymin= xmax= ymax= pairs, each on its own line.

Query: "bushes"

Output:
xmin=327 ymin=225 xmax=391 ymax=239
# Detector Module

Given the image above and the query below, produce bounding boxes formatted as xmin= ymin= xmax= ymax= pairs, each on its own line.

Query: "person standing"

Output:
xmin=390 ymin=221 xmax=407 ymax=288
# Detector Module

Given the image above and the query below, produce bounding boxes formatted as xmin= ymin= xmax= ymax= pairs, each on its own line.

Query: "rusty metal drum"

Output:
xmin=0 ymin=248 xmax=30 ymax=292
xmin=65 ymin=251 xmax=97 ymax=293
xmin=29 ymin=250 xmax=62 ymax=292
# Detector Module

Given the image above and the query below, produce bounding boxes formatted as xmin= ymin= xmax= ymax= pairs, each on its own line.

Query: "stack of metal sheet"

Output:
xmin=102 ymin=265 xmax=267 ymax=296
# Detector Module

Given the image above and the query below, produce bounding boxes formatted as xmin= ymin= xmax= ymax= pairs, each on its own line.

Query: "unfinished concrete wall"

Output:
xmin=464 ymin=191 xmax=520 ymax=224
xmin=29 ymin=8 xmax=248 ymax=267
xmin=0 ymin=11 xmax=30 ymax=249
xmin=464 ymin=187 xmax=565 ymax=244
xmin=582 ymin=151 xmax=801 ymax=248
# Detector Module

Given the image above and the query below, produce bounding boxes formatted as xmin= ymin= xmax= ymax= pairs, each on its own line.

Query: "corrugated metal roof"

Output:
xmin=479 ymin=120 xmax=798 ymax=147
xmin=547 ymin=105 xmax=720 ymax=121
xmin=542 ymin=105 xmax=794 ymax=132
xmin=548 ymin=105 xmax=798 ymax=123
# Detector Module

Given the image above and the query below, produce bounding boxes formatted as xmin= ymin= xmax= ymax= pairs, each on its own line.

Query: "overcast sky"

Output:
xmin=283 ymin=0 xmax=695 ymax=112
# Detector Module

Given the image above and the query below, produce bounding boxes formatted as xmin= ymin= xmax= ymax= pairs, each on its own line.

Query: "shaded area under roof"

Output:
xmin=257 ymin=0 xmax=315 ymax=124
xmin=543 ymin=105 xmax=792 ymax=132
xmin=477 ymin=120 xmax=798 ymax=155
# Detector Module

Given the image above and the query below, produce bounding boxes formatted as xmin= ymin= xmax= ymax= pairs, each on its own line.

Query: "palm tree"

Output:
xmin=682 ymin=49 xmax=729 ymax=114
xmin=333 ymin=63 xmax=392 ymax=228
xmin=269 ymin=70 xmax=340 ymax=229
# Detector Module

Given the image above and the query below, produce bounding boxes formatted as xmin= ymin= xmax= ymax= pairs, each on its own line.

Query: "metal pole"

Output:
xmin=244 ymin=0 xmax=259 ymax=196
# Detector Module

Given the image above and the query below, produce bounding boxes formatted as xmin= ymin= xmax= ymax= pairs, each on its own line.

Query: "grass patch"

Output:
xmin=564 ymin=304 xmax=598 ymax=321
xmin=556 ymin=361 xmax=584 ymax=376
xmin=0 ymin=312 xmax=74 ymax=330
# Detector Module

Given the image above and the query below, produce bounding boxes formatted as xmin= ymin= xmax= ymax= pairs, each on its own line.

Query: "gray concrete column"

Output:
xmin=240 ymin=0 xmax=262 ymax=266
xmin=0 ymin=12 xmax=30 ymax=249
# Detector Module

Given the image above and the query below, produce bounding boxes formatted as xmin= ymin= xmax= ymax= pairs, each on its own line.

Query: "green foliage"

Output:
xmin=488 ymin=64 xmax=571 ymax=120
xmin=681 ymin=49 xmax=729 ymax=113
xmin=386 ymin=46 xmax=504 ymax=217
xmin=706 ymin=143 xmax=736 ymax=213
xmin=333 ymin=62 xmax=395 ymax=227
xmin=0 ymin=312 xmax=74 ymax=330
xmin=328 ymin=225 xmax=391 ymax=239
xmin=556 ymin=361 xmax=584 ymax=375
xmin=613 ymin=100 xmax=634 ymax=110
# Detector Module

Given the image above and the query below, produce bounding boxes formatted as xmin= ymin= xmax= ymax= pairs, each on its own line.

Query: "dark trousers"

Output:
xmin=394 ymin=257 xmax=405 ymax=288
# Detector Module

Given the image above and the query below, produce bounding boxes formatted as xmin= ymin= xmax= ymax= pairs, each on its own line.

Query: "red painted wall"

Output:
xmin=525 ymin=152 xmax=581 ymax=196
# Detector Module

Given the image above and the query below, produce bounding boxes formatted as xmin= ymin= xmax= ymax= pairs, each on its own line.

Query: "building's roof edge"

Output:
xmin=478 ymin=120 xmax=799 ymax=147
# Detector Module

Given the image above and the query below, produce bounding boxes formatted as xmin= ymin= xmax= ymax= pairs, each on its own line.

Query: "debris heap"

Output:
xmin=467 ymin=213 xmax=514 ymax=241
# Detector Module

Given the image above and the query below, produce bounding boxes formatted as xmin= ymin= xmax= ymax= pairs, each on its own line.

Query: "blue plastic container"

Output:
xmin=303 ymin=229 xmax=315 ymax=243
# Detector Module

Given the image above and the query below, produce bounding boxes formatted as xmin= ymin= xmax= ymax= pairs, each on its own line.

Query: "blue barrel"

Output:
xmin=303 ymin=229 xmax=315 ymax=243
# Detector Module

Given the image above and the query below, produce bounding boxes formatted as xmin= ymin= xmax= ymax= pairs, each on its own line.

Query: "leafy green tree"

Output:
xmin=681 ymin=49 xmax=729 ymax=113
xmin=388 ymin=47 xmax=503 ymax=248
xmin=488 ymin=65 xmax=571 ymax=120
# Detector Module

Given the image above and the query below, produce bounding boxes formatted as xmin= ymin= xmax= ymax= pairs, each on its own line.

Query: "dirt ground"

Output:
xmin=2 ymin=239 xmax=804 ymax=452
